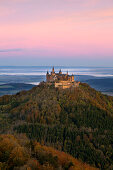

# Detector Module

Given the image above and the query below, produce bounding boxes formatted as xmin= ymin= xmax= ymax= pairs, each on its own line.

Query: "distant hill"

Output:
xmin=0 ymin=83 xmax=35 ymax=96
xmin=84 ymin=78 xmax=113 ymax=93
xmin=0 ymin=83 xmax=113 ymax=169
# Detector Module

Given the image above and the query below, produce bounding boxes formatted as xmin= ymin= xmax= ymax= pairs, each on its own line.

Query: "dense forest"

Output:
xmin=0 ymin=134 xmax=97 ymax=170
xmin=0 ymin=83 xmax=113 ymax=169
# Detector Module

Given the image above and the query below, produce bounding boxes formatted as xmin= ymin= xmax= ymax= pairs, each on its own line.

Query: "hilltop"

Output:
xmin=0 ymin=83 xmax=113 ymax=169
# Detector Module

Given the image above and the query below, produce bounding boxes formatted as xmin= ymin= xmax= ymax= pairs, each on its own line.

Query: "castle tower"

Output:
xmin=71 ymin=74 xmax=74 ymax=82
xmin=51 ymin=67 xmax=55 ymax=76
xmin=46 ymin=71 xmax=49 ymax=82
xmin=67 ymin=71 xmax=68 ymax=75
xmin=52 ymin=67 xmax=55 ymax=73
xmin=59 ymin=69 xmax=62 ymax=74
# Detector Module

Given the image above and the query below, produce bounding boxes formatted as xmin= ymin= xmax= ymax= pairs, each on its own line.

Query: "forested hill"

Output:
xmin=0 ymin=83 xmax=113 ymax=169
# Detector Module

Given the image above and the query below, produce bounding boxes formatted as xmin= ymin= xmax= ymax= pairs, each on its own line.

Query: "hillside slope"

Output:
xmin=0 ymin=83 xmax=113 ymax=169
xmin=0 ymin=134 xmax=97 ymax=170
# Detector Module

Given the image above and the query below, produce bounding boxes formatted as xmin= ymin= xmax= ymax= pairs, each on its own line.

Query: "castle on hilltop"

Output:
xmin=46 ymin=67 xmax=80 ymax=89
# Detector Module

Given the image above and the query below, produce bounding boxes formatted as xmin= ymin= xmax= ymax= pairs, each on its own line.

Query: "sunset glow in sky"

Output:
xmin=0 ymin=0 xmax=113 ymax=66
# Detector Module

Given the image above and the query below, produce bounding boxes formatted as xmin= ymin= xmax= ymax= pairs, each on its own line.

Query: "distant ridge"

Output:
xmin=0 ymin=83 xmax=36 ymax=96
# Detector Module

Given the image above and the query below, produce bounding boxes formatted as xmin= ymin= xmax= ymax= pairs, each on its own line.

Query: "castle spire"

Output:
xmin=67 ymin=71 xmax=68 ymax=75
xmin=52 ymin=66 xmax=55 ymax=73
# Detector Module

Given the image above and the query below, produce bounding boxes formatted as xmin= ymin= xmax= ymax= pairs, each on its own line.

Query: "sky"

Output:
xmin=0 ymin=0 xmax=113 ymax=66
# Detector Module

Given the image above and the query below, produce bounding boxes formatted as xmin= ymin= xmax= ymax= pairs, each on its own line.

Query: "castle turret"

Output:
xmin=59 ymin=69 xmax=62 ymax=74
xmin=52 ymin=67 xmax=55 ymax=73
xmin=51 ymin=67 xmax=55 ymax=76
xmin=46 ymin=71 xmax=49 ymax=82
xmin=67 ymin=71 xmax=68 ymax=75
xmin=71 ymin=74 xmax=74 ymax=82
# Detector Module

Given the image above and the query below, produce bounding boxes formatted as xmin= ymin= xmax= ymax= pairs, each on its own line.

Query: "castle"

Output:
xmin=46 ymin=67 xmax=80 ymax=89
